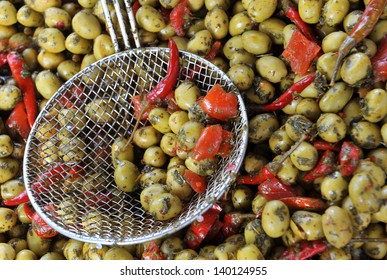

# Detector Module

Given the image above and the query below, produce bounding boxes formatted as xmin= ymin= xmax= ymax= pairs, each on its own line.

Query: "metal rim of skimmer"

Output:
xmin=23 ymin=48 xmax=249 ymax=245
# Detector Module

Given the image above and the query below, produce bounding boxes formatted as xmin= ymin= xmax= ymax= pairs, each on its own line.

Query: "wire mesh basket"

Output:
xmin=23 ymin=48 xmax=248 ymax=245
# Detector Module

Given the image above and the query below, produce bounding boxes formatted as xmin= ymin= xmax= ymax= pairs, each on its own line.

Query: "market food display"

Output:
xmin=0 ymin=0 xmax=387 ymax=260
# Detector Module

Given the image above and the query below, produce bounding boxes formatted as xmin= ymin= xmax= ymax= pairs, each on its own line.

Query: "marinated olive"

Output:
xmin=290 ymin=141 xmax=318 ymax=171
xmin=261 ymin=200 xmax=290 ymax=238
xmin=350 ymin=121 xmax=382 ymax=149
xmin=316 ymin=113 xmax=347 ymax=143
xmin=322 ymin=206 xmax=353 ymax=249
xmin=149 ymin=192 xmax=182 ymax=220
xmin=248 ymin=113 xmax=279 ymax=144
xmin=360 ymin=88 xmax=387 ymax=123
xmin=290 ymin=211 xmax=324 ymax=241
xmin=114 ymin=160 xmax=140 ymax=192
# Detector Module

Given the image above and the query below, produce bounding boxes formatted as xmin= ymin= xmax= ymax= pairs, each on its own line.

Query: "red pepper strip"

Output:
xmin=146 ymin=38 xmax=180 ymax=104
xmin=237 ymin=165 xmax=276 ymax=185
xmin=131 ymin=94 xmax=154 ymax=121
xmin=163 ymin=91 xmax=180 ymax=114
xmin=303 ymin=150 xmax=336 ymax=183
xmin=281 ymin=0 xmax=318 ymax=42
xmin=217 ymin=129 xmax=233 ymax=158
xmin=192 ymin=124 xmax=223 ymax=160
xmin=279 ymin=197 xmax=327 ymax=211
xmin=183 ymin=169 xmax=207 ymax=194
xmin=84 ymin=191 xmax=112 ymax=208
xmin=131 ymin=0 xmax=140 ymax=17
xmin=3 ymin=190 xmax=29 ymax=206
xmin=371 ymin=34 xmax=387 ymax=82
xmin=0 ymin=52 xmax=7 ymax=68
xmin=184 ymin=204 xmax=222 ymax=249
xmin=31 ymin=210 xmax=58 ymax=238
xmin=338 ymin=141 xmax=362 ymax=176
xmin=7 ymin=51 xmax=37 ymax=128
xmin=205 ymin=41 xmax=222 ymax=61
xmin=282 ymin=29 xmax=321 ymax=76
xmin=330 ymin=0 xmax=387 ymax=85
xmin=202 ymin=219 xmax=223 ymax=244
xmin=6 ymin=101 xmax=31 ymax=139
xmin=313 ymin=140 xmax=341 ymax=152
xmin=199 ymin=83 xmax=239 ymax=121
xmin=23 ymin=203 xmax=34 ymax=221
xmin=281 ymin=240 xmax=327 ymax=260
xmin=170 ymin=0 xmax=192 ymax=36
xmin=258 ymin=177 xmax=298 ymax=201
xmin=221 ymin=212 xmax=245 ymax=237
xmin=142 ymin=241 xmax=167 ymax=260
xmin=262 ymin=72 xmax=315 ymax=112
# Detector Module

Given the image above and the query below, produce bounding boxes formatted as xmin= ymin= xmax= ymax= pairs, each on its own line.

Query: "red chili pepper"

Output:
xmin=131 ymin=0 xmax=140 ymax=17
xmin=258 ymin=177 xmax=298 ymax=201
xmin=131 ymin=94 xmax=154 ymax=121
xmin=146 ymin=38 xmax=180 ymax=104
xmin=282 ymin=29 xmax=321 ymax=76
xmin=23 ymin=203 xmax=34 ymax=221
xmin=0 ymin=52 xmax=7 ymax=68
xmin=330 ymin=0 xmax=387 ymax=85
xmin=142 ymin=241 xmax=166 ymax=260
xmin=237 ymin=165 xmax=276 ymax=185
xmin=170 ymin=0 xmax=192 ymax=36
xmin=3 ymin=190 xmax=29 ymax=206
xmin=202 ymin=219 xmax=224 ymax=244
xmin=199 ymin=84 xmax=239 ymax=121
xmin=338 ymin=141 xmax=362 ymax=176
xmin=262 ymin=72 xmax=315 ymax=111
xmin=205 ymin=41 xmax=222 ymax=61
xmin=303 ymin=150 xmax=336 ymax=183
xmin=192 ymin=124 xmax=223 ymax=160
xmin=281 ymin=0 xmax=318 ymax=42
xmin=184 ymin=204 xmax=222 ymax=249
xmin=371 ymin=34 xmax=387 ymax=82
xmin=59 ymin=85 xmax=84 ymax=109
xmin=31 ymin=205 xmax=58 ymax=238
xmin=84 ymin=191 xmax=112 ymax=208
xmin=164 ymin=91 xmax=180 ymax=114
xmin=221 ymin=212 xmax=258 ymax=238
xmin=313 ymin=140 xmax=341 ymax=152
xmin=217 ymin=129 xmax=233 ymax=158
xmin=281 ymin=240 xmax=327 ymax=260
xmin=7 ymin=51 xmax=37 ymax=128
xmin=183 ymin=169 xmax=207 ymax=194
xmin=5 ymin=101 xmax=31 ymax=139
xmin=279 ymin=197 xmax=327 ymax=211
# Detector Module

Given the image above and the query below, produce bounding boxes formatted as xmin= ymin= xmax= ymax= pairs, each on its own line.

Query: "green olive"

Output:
xmin=241 ymin=30 xmax=272 ymax=55
xmin=133 ymin=125 xmax=162 ymax=149
xmin=319 ymin=247 xmax=351 ymax=260
xmin=350 ymin=121 xmax=382 ymax=149
xmin=296 ymin=98 xmax=321 ymax=121
xmin=322 ymin=0 xmax=350 ymax=27
xmin=290 ymin=141 xmax=318 ymax=171
xmin=232 ymin=185 xmax=254 ymax=211
xmin=140 ymin=184 xmax=167 ymax=211
xmin=111 ymin=137 xmax=134 ymax=168
xmin=85 ymin=98 xmax=118 ymax=123
xmin=342 ymin=196 xmax=371 ymax=231
xmin=229 ymin=11 xmax=253 ymax=36
xmin=227 ymin=63 xmax=255 ymax=91
xmin=149 ymin=192 xmax=182 ymax=220
xmin=15 ymin=249 xmax=38 ymax=260
xmin=316 ymin=113 xmax=347 ymax=143
xmin=360 ymin=88 xmax=387 ymax=123
xmin=322 ymin=206 xmax=353 ymax=249
xmin=362 ymin=223 xmax=387 ymax=259
xmin=37 ymin=28 xmax=66 ymax=53
xmin=205 ymin=7 xmax=229 ymax=40
xmin=26 ymin=228 xmax=52 ymax=257
xmin=63 ymin=239 xmax=84 ymax=260
xmin=0 ymin=208 xmax=17 ymax=233
xmin=16 ymin=5 xmax=44 ymax=27
xmin=65 ymin=32 xmax=93 ymax=54
xmin=340 ymin=52 xmax=372 ymax=86
xmin=57 ymin=60 xmax=80 ymax=81
xmin=72 ymin=9 xmax=101 ymax=40
xmin=248 ymin=113 xmax=279 ymax=144
xmin=256 ymin=55 xmax=288 ymax=83
xmin=166 ymin=165 xmax=193 ymax=201
xmin=143 ymin=146 xmax=167 ymax=168
xmin=114 ymin=160 xmax=140 ymax=192
xmin=174 ymin=249 xmax=199 ymax=260
xmin=290 ymin=210 xmax=324 ymax=241
xmin=103 ymin=247 xmax=134 ymax=260
xmin=261 ymin=200 xmax=290 ymax=238
xmin=175 ymin=81 xmax=200 ymax=111
xmin=44 ymin=7 xmax=71 ymax=30
xmin=319 ymin=82 xmax=353 ymax=113
xmin=35 ymin=70 xmax=62 ymax=100
xmin=136 ymin=5 xmax=166 ymax=33
xmin=321 ymin=31 xmax=348 ymax=53
xmin=160 ymin=133 xmax=178 ymax=157
xmin=236 ymin=244 xmax=265 ymax=260
xmin=177 ymin=121 xmax=203 ymax=151
xmin=320 ymin=171 xmax=348 ymax=202
xmin=139 ymin=168 xmax=167 ymax=188
xmin=298 ymin=0 xmax=323 ymax=24
xmin=160 ymin=237 xmax=186 ymax=259
xmin=247 ymin=0 xmax=278 ymax=23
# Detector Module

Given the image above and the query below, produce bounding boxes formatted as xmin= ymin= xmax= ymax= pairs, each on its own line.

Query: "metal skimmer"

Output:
xmin=23 ymin=1 xmax=248 ymax=246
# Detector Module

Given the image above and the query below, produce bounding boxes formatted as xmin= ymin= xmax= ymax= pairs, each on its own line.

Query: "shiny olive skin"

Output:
xmin=114 ymin=160 xmax=140 ymax=192
xmin=261 ymin=200 xmax=290 ymax=238
xmin=316 ymin=113 xmax=347 ymax=143
xmin=248 ymin=113 xmax=279 ymax=144
xmin=350 ymin=121 xmax=382 ymax=149
xmin=322 ymin=206 xmax=353 ymax=249
xmin=290 ymin=211 xmax=324 ymax=241
xmin=290 ymin=141 xmax=318 ymax=171
xmin=342 ymin=196 xmax=371 ymax=231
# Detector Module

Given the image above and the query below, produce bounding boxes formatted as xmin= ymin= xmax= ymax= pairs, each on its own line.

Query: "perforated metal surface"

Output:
xmin=23 ymin=48 xmax=248 ymax=245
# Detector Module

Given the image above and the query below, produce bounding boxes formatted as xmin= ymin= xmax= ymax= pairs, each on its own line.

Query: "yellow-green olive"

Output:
xmin=320 ymin=171 xmax=348 ymax=202
xmin=350 ymin=121 xmax=382 ymax=149
xmin=316 ymin=113 xmax=347 ymax=143
xmin=319 ymin=247 xmax=351 ymax=260
xmin=148 ymin=107 xmax=171 ymax=134
xmin=241 ymin=30 xmax=272 ymax=55
xmin=274 ymin=156 xmax=299 ymax=185
xmin=143 ymin=146 xmax=168 ymax=168
xmin=360 ymin=88 xmax=387 ymax=123
xmin=198 ymin=245 xmax=216 ymax=260
xmin=316 ymin=52 xmax=341 ymax=82
xmin=133 ymin=125 xmax=162 ymax=149
xmin=58 ymin=107 xmax=86 ymax=132
xmin=232 ymin=185 xmax=254 ymax=211
xmin=15 ymin=249 xmax=38 ymax=260
xmin=246 ymin=78 xmax=275 ymax=105
xmin=35 ymin=70 xmax=62 ymax=100
xmin=227 ymin=64 xmax=255 ymax=91
xmin=369 ymin=19 xmax=387 ymax=43
xmin=139 ymin=168 xmax=167 ymax=188
xmin=63 ymin=239 xmax=84 ymax=260
xmin=342 ymin=196 xmax=371 ymax=231
xmin=256 ymin=55 xmax=288 ymax=83
xmin=72 ymin=9 xmax=101 ymax=40
xmin=160 ymin=237 xmax=186 ymax=259
xmin=85 ymin=98 xmax=118 ymax=123
xmin=140 ymin=184 xmax=167 ymax=211
xmin=0 ymin=85 xmax=22 ymax=111
xmin=111 ymin=137 xmax=134 ymax=168
xmin=136 ymin=5 xmax=166 ymax=33
xmin=175 ymin=81 xmax=200 ymax=111
xmin=269 ymin=127 xmax=295 ymax=155
xmin=44 ymin=7 xmax=71 ymax=30
xmin=168 ymin=111 xmax=189 ymax=135
xmin=322 ymin=206 xmax=353 ymax=248
xmin=103 ymin=247 xmax=134 ymax=260
xmin=355 ymin=159 xmax=385 ymax=188
xmin=0 ymin=1 xmax=17 ymax=26
xmin=149 ymin=192 xmax=182 ymax=220
xmin=187 ymin=29 xmax=213 ymax=56
xmin=247 ymin=0 xmax=278 ymax=23
xmin=177 ymin=121 xmax=203 ymax=151
xmin=229 ymin=11 xmax=253 ymax=36
xmin=59 ymin=137 xmax=86 ymax=162
xmin=185 ymin=156 xmax=218 ymax=176
xmin=65 ymin=32 xmax=92 ymax=54
xmin=166 ymin=165 xmax=193 ymax=201
xmin=321 ymin=31 xmax=348 ymax=53
xmin=295 ymin=98 xmax=321 ymax=121
xmin=223 ymin=35 xmax=244 ymax=59
xmin=93 ymin=34 xmax=114 ymax=60
xmin=82 ymin=242 xmax=109 ymax=260
xmin=283 ymin=24 xmax=297 ymax=48
xmin=262 ymin=200 xmax=290 ymax=238
xmin=174 ymin=248 xmax=199 ymax=260
xmin=342 ymin=97 xmax=362 ymax=127
xmin=26 ymin=228 xmax=52 ymax=257
xmin=341 ymin=52 xmax=372 ymax=85
xmin=290 ymin=210 xmax=324 ymax=241
xmin=37 ymin=28 xmax=66 ymax=53
xmin=205 ymin=0 xmax=231 ymax=10
xmin=319 ymin=82 xmax=353 ymax=113
xmin=57 ymin=60 xmax=80 ymax=81
xmin=0 ymin=158 xmax=19 ymax=183
xmin=285 ymin=114 xmax=315 ymax=141
xmin=258 ymin=18 xmax=286 ymax=45
xmin=0 ymin=208 xmax=17 ymax=233
xmin=243 ymin=153 xmax=268 ymax=174
xmin=322 ymin=0 xmax=350 ymax=27
xmin=298 ymin=0 xmax=323 ymax=24
xmin=0 ymin=243 xmax=15 ymax=260
xmin=342 ymin=9 xmax=362 ymax=33
xmin=114 ymin=160 xmax=140 ymax=192
xmin=205 ymin=7 xmax=229 ymax=40
xmin=236 ymin=244 xmax=265 ymax=260
xmin=290 ymin=141 xmax=318 ymax=171
xmin=22 ymin=47 xmax=38 ymax=71
xmin=248 ymin=113 xmax=279 ymax=144
xmin=362 ymin=223 xmax=387 ymax=259
xmin=251 ymin=194 xmax=268 ymax=216
xmin=37 ymin=49 xmax=66 ymax=70
xmin=0 ymin=25 xmax=17 ymax=40
xmin=16 ymin=5 xmax=44 ymax=27
xmin=160 ymin=133 xmax=177 ymax=157
xmin=25 ymin=0 xmax=61 ymax=12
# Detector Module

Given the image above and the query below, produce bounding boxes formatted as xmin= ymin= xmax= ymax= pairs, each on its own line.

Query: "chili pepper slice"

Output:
xmin=303 ymin=150 xmax=336 ymax=183
xmin=371 ymin=34 xmax=387 ymax=82
xmin=205 ymin=40 xmax=222 ymax=61
xmin=338 ymin=141 xmax=362 ymax=176
xmin=192 ymin=124 xmax=223 ymax=160
xmin=142 ymin=241 xmax=166 ymax=260
xmin=282 ymin=29 xmax=321 ymax=76
xmin=262 ymin=72 xmax=315 ymax=112
xmin=237 ymin=165 xmax=276 ymax=185
xmin=217 ymin=129 xmax=233 ymax=158
xmin=258 ymin=177 xmax=298 ymax=201
xmin=146 ymin=38 xmax=180 ymax=104
xmin=5 ymin=101 xmax=31 ymax=139
xmin=31 ymin=205 xmax=58 ymax=238
xmin=170 ymin=0 xmax=192 ymax=36
xmin=3 ymin=190 xmax=29 ymax=206
xmin=281 ymin=240 xmax=327 ymax=260
xmin=7 ymin=51 xmax=37 ymax=128
xmin=184 ymin=204 xmax=222 ymax=249
xmin=199 ymin=83 xmax=239 ymax=121
xmin=23 ymin=203 xmax=34 ymax=221
xmin=279 ymin=197 xmax=327 ymax=211
xmin=313 ymin=140 xmax=341 ymax=152
xmin=131 ymin=0 xmax=140 ymax=17
xmin=183 ymin=169 xmax=207 ymax=194
xmin=0 ymin=52 xmax=7 ymax=68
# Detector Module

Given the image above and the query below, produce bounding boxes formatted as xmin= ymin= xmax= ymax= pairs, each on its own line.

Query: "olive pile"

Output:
xmin=1 ymin=0 xmax=387 ymax=260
